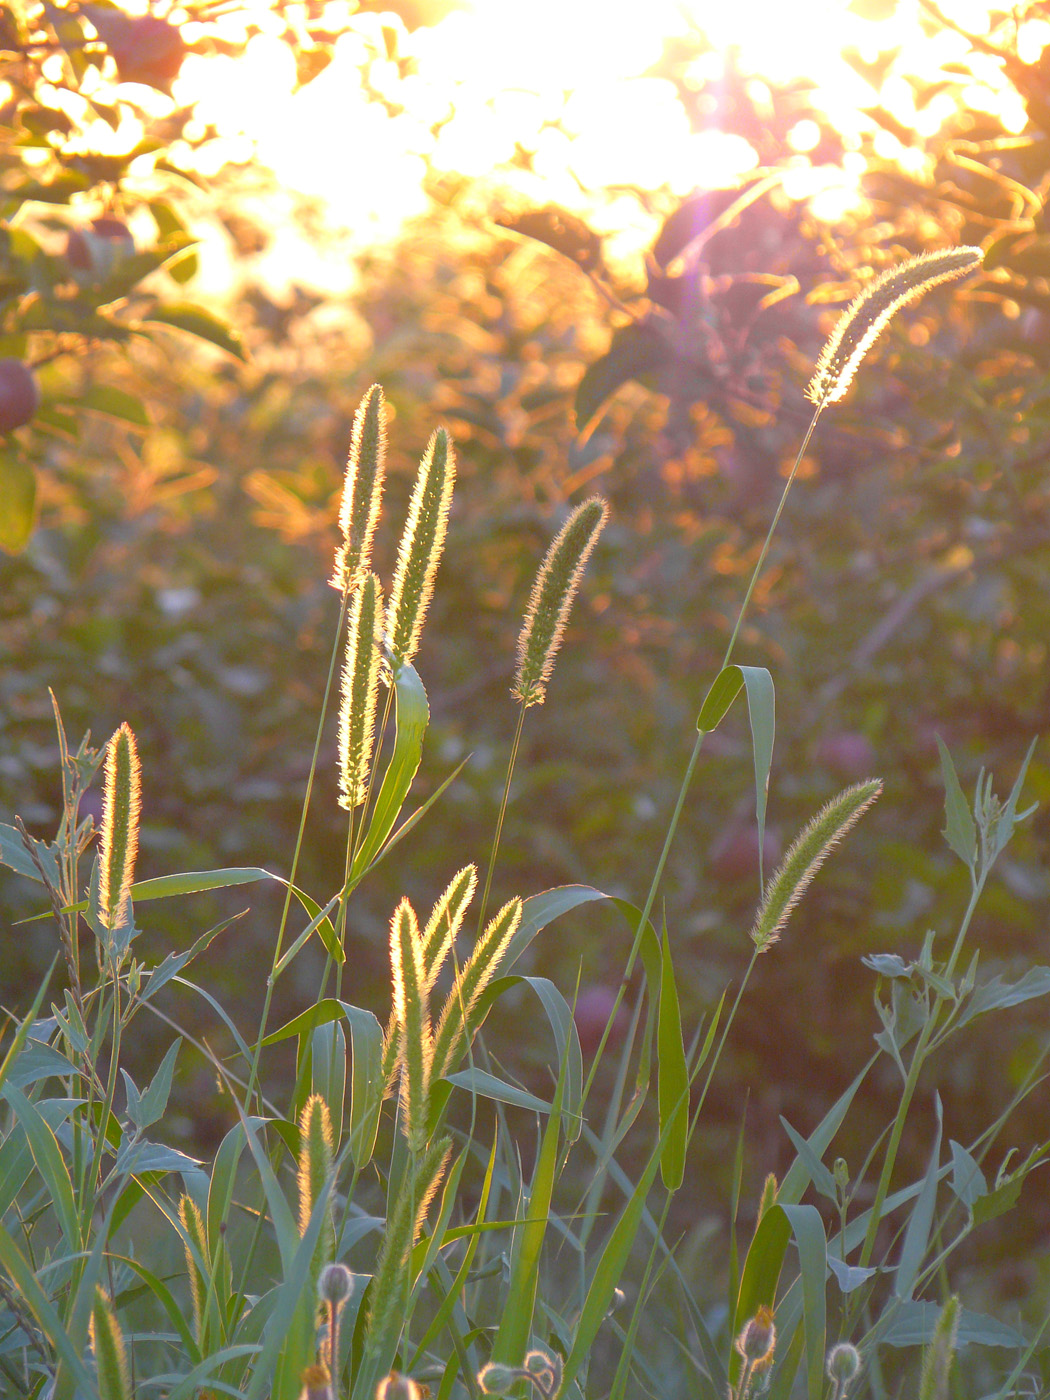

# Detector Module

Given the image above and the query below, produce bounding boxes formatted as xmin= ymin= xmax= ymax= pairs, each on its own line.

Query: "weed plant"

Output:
xmin=1 ymin=246 xmax=1049 ymax=1400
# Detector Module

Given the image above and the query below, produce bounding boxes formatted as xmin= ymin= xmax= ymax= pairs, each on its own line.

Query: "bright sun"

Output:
xmin=160 ymin=0 xmax=1048 ymax=294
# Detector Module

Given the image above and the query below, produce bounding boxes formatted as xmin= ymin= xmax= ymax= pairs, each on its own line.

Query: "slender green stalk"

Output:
xmin=857 ymin=873 xmax=987 ymax=1270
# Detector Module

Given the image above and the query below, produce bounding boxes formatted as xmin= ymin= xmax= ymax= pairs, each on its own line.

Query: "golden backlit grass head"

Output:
xmin=332 ymin=383 xmax=387 ymax=593
xmin=750 ymin=779 xmax=882 ymax=952
xmin=514 ymin=496 xmax=608 ymax=708
xmin=99 ymin=721 xmax=141 ymax=932
xmin=386 ymin=427 xmax=456 ymax=672
xmin=338 ymin=571 xmax=383 ymax=810
xmin=807 ymin=247 xmax=983 ymax=411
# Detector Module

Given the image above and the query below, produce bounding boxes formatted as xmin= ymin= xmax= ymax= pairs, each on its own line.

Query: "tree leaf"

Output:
xmin=0 ymin=450 xmax=36 ymax=554
xmin=575 ymin=322 xmax=671 ymax=432
xmin=143 ymin=303 xmax=246 ymax=360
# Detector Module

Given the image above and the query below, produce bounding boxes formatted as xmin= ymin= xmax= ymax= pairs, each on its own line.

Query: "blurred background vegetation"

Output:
xmin=2 ymin=0 xmax=1050 ymax=1323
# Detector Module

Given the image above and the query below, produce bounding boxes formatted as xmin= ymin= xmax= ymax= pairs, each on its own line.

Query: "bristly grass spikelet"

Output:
xmin=178 ymin=1194 xmax=208 ymax=1346
xmin=386 ymin=427 xmax=456 ymax=672
xmin=750 ymin=780 xmax=882 ymax=951
xmin=806 ymin=247 xmax=982 ymax=411
xmin=365 ymin=1135 xmax=452 ymax=1351
xmin=389 ymin=898 xmax=432 ymax=1152
xmin=431 ymin=897 xmax=522 ymax=1079
xmin=919 ymin=1295 xmax=960 ymax=1400
xmin=420 ymin=863 xmax=477 ymax=989
xmin=332 ymin=383 xmax=387 ymax=592
xmin=514 ymin=496 xmax=608 ymax=707
xmin=99 ymin=721 xmax=141 ymax=932
xmin=90 ymin=1286 xmax=132 ymax=1400
xmin=298 ymin=1093 xmax=336 ymax=1270
xmin=381 ymin=868 xmax=475 ymax=1092
xmin=338 ymin=571 xmax=383 ymax=810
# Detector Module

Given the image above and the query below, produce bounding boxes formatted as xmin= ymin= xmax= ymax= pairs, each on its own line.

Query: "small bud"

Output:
xmin=318 ymin=1262 xmax=353 ymax=1307
xmin=376 ymin=1373 xmax=422 ymax=1400
xmin=478 ymin=1364 xmax=520 ymax=1395
xmin=826 ymin=1343 xmax=862 ymax=1384
xmin=300 ymin=1363 xmax=333 ymax=1400
xmin=524 ymin=1348 xmax=563 ymax=1398
xmin=736 ymin=1305 xmax=776 ymax=1370
xmin=833 ymin=1158 xmax=850 ymax=1194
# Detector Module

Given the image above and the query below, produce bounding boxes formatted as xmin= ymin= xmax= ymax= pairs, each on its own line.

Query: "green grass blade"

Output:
xmin=350 ymin=660 xmax=429 ymax=881
xmin=781 ymin=1203 xmax=828 ymax=1400
xmin=657 ymin=927 xmax=687 ymax=1190
xmin=894 ymin=1094 xmax=943 ymax=1301
xmin=2 ymin=1084 xmax=82 ymax=1250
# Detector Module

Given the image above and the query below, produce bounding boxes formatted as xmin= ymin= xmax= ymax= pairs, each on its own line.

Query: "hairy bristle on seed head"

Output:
xmin=806 ymin=247 xmax=982 ymax=411
xmin=750 ymin=780 xmax=882 ymax=951
xmin=99 ymin=722 xmax=141 ymax=932
xmin=514 ymin=496 xmax=608 ymax=708
xmin=386 ymin=428 xmax=456 ymax=672
xmin=332 ymin=384 xmax=387 ymax=593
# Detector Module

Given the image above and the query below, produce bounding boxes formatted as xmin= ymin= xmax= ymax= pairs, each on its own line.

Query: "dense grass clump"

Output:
xmin=0 ymin=251 xmax=1048 ymax=1400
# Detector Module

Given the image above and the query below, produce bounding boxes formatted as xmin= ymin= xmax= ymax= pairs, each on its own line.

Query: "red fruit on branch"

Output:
xmin=66 ymin=217 xmax=135 ymax=278
xmin=85 ymin=7 xmax=186 ymax=89
xmin=0 ymin=360 xmax=40 ymax=433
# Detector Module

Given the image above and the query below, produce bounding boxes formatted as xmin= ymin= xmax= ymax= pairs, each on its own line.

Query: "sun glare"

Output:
xmin=160 ymin=0 xmax=1045 ymax=294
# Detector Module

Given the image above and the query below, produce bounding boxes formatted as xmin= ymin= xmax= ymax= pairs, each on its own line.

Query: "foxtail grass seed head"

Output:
xmin=365 ymin=1135 xmax=452 ymax=1346
xmin=514 ymin=496 xmax=608 ymax=707
xmin=756 ymin=1172 xmax=778 ymax=1225
xmin=386 ymin=427 xmax=456 ymax=672
xmin=299 ymin=1363 xmax=334 ymax=1400
xmin=90 ymin=1286 xmax=132 ymax=1400
xmin=736 ymin=1305 xmax=776 ymax=1370
xmin=99 ymin=722 xmax=141 ymax=931
xmin=389 ymin=898 xmax=432 ymax=1152
xmin=298 ymin=1094 xmax=336 ymax=1268
xmin=332 ymin=384 xmax=387 ymax=592
xmin=919 ymin=1295 xmax=960 ymax=1400
xmin=338 ymin=572 xmax=383 ymax=810
xmin=750 ymin=779 xmax=882 ymax=952
xmin=178 ymin=1194 xmax=208 ymax=1346
xmin=420 ymin=864 xmax=477 ymax=989
xmin=376 ymin=1374 xmax=423 ymax=1400
xmin=431 ymin=896 xmax=522 ymax=1079
xmin=806 ymin=247 xmax=982 ymax=410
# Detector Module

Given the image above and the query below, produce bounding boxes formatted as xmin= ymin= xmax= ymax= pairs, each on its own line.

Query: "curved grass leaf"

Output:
xmin=350 ymin=660 xmax=429 ymax=883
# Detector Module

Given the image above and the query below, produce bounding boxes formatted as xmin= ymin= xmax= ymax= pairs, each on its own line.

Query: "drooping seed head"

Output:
xmin=99 ymin=722 xmax=141 ymax=932
xmin=806 ymin=247 xmax=983 ymax=411
xmin=332 ymin=384 xmax=387 ymax=592
xmin=514 ymin=497 xmax=608 ymax=707
xmin=338 ymin=572 xmax=383 ymax=810
xmin=386 ymin=427 xmax=456 ymax=672
xmin=750 ymin=779 xmax=882 ymax=952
